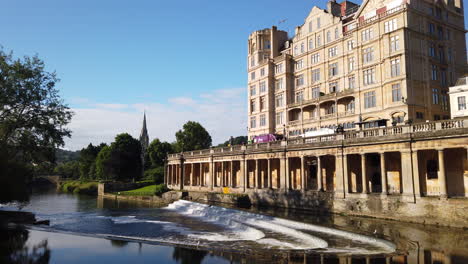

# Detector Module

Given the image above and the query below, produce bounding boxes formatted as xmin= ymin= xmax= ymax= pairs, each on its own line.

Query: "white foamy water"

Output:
xmin=166 ymin=200 xmax=396 ymax=252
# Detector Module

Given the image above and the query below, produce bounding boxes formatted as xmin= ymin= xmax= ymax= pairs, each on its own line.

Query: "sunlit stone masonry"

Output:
xmin=166 ymin=119 xmax=468 ymax=228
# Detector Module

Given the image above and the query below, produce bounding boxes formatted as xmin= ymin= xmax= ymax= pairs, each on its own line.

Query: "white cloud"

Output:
xmin=64 ymin=87 xmax=247 ymax=150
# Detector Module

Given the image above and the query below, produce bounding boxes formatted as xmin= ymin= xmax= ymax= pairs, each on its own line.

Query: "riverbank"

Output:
xmin=59 ymin=181 xmax=99 ymax=195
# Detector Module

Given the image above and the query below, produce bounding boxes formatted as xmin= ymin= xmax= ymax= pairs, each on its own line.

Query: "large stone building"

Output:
xmin=247 ymin=0 xmax=467 ymax=140
xmin=449 ymin=76 xmax=468 ymax=118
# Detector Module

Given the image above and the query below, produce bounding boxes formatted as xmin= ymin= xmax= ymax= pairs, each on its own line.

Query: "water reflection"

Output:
xmin=172 ymin=247 xmax=208 ymax=264
xmin=110 ymin=239 xmax=129 ymax=248
xmin=0 ymin=227 xmax=50 ymax=264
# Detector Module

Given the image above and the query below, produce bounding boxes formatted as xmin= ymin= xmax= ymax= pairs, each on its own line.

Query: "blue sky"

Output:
xmin=1 ymin=0 xmax=466 ymax=150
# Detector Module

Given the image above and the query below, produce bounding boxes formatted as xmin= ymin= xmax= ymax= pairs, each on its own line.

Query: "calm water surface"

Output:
xmin=1 ymin=188 xmax=467 ymax=264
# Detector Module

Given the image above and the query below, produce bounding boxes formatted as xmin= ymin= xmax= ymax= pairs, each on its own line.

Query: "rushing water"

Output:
xmin=1 ymin=188 xmax=468 ymax=264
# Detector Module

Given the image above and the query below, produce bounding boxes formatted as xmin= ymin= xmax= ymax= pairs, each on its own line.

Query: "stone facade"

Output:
xmin=247 ymin=0 xmax=466 ymax=140
xmin=449 ymin=76 xmax=468 ymax=118
xmin=166 ymin=119 xmax=468 ymax=228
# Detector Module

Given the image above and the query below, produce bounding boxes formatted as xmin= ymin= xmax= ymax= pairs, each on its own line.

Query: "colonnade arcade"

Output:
xmin=166 ymin=145 xmax=468 ymax=199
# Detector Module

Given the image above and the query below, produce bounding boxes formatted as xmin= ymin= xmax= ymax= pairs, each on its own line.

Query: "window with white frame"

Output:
xmin=250 ymin=116 xmax=256 ymax=128
xmin=294 ymin=45 xmax=298 ymax=55
xmin=348 ymin=57 xmax=355 ymax=72
xmin=300 ymin=42 xmax=305 ymax=53
xmin=295 ymin=59 xmax=304 ymax=70
xmin=347 ymin=40 xmax=355 ymax=50
xmin=311 ymin=53 xmax=320 ymax=64
xmin=250 ymin=56 xmax=255 ymax=67
xmin=276 ymin=111 xmax=284 ymax=125
xmin=363 ymin=47 xmax=374 ymax=63
xmin=250 ymin=85 xmax=256 ymax=96
xmin=326 ymin=103 xmax=336 ymax=114
xmin=260 ymin=114 xmax=266 ymax=127
xmin=260 ymin=68 xmax=265 ymax=76
xmin=390 ymin=36 xmax=399 ymax=52
xmin=309 ymin=39 xmax=314 ymax=50
xmin=329 ymin=62 xmax=338 ymax=77
xmin=311 ymin=86 xmax=320 ymax=98
xmin=312 ymin=69 xmax=320 ymax=83
xmin=390 ymin=58 xmax=400 ymax=77
xmin=317 ymin=17 xmax=321 ymax=28
xmin=316 ymin=35 xmax=322 ymax=46
xmin=384 ymin=19 xmax=397 ymax=33
xmin=260 ymin=96 xmax=266 ymax=110
xmin=348 ymin=75 xmax=355 ymax=89
xmin=432 ymin=88 xmax=439 ymax=104
xmin=362 ymin=28 xmax=373 ymax=41
xmin=346 ymin=100 xmax=355 ymax=112
xmin=251 ymin=71 xmax=256 ymax=80
xmin=329 ymin=81 xmax=339 ymax=93
xmin=295 ymin=91 xmax=304 ymax=103
xmin=327 ymin=31 xmax=331 ymax=42
xmin=363 ymin=68 xmax=376 ymax=85
xmin=335 ymin=27 xmax=339 ymax=39
xmin=296 ymin=74 xmax=305 ymax=87
xmin=458 ymin=96 xmax=467 ymax=110
xmin=364 ymin=91 xmax=376 ymax=108
xmin=392 ymin=83 xmax=401 ymax=102
xmin=328 ymin=46 xmax=337 ymax=57
xmin=259 ymin=81 xmax=266 ymax=93
xmin=275 ymin=63 xmax=283 ymax=74
xmin=275 ymin=94 xmax=284 ymax=107
xmin=275 ymin=78 xmax=283 ymax=91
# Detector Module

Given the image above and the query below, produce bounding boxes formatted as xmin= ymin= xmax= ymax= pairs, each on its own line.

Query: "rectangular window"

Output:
xmin=250 ymin=56 xmax=255 ymax=67
xmin=329 ymin=81 xmax=339 ymax=93
xmin=276 ymin=111 xmax=284 ymax=126
xmin=348 ymin=57 xmax=355 ymax=72
xmin=384 ymin=19 xmax=397 ymax=33
xmin=250 ymin=116 xmax=256 ymax=128
xmin=428 ymin=23 xmax=435 ymax=34
xmin=391 ymin=83 xmax=401 ymax=102
xmin=441 ymin=92 xmax=448 ymax=111
xmin=390 ymin=58 xmax=400 ymax=77
xmin=347 ymin=40 xmax=355 ymax=51
xmin=308 ymin=21 xmax=313 ymax=33
xmin=295 ymin=91 xmax=304 ymax=103
xmin=390 ymin=36 xmax=399 ymax=52
xmin=311 ymin=53 xmax=320 ymax=64
xmin=437 ymin=26 xmax=443 ymax=40
xmin=416 ymin=112 xmax=424 ymax=119
xmin=431 ymin=65 xmax=438 ymax=81
xmin=326 ymin=103 xmax=336 ymax=114
xmin=363 ymin=47 xmax=374 ymax=63
xmin=259 ymin=81 xmax=266 ymax=93
xmin=316 ymin=35 xmax=322 ymax=46
xmin=311 ymin=86 xmax=320 ymax=98
xmin=348 ymin=75 xmax=355 ymax=90
xmin=328 ymin=46 xmax=337 ymax=57
xmin=312 ymin=69 xmax=320 ymax=83
xmin=458 ymin=96 xmax=466 ymax=110
xmin=364 ymin=91 xmax=376 ymax=108
xmin=275 ymin=63 xmax=283 ymax=74
xmin=432 ymin=88 xmax=439 ymax=104
xmin=260 ymin=96 xmax=266 ymax=110
xmin=295 ymin=59 xmax=304 ymax=70
xmin=260 ymin=114 xmax=266 ymax=127
xmin=346 ymin=100 xmax=355 ymax=112
xmin=250 ymin=99 xmax=256 ymax=112
xmin=363 ymin=68 xmax=376 ymax=85
xmin=327 ymin=31 xmax=331 ymax=43
xmin=309 ymin=39 xmax=314 ymax=50
xmin=275 ymin=78 xmax=283 ymax=91
xmin=275 ymin=94 xmax=284 ymax=107
xmin=317 ymin=18 xmax=321 ymax=29
xmin=260 ymin=68 xmax=265 ymax=76
xmin=335 ymin=28 xmax=339 ymax=39
xmin=328 ymin=63 xmax=338 ymax=77
xmin=251 ymin=71 xmax=256 ymax=80
xmin=300 ymin=43 xmax=305 ymax=54
xmin=295 ymin=75 xmax=305 ymax=87
xmin=362 ymin=28 xmax=373 ymax=42
xmin=440 ymin=69 xmax=447 ymax=86
xmin=250 ymin=85 xmax=256 ymax=96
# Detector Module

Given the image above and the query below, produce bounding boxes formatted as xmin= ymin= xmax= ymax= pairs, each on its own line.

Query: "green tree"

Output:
xmin=79 ymin=143 xmax=106 ymax=180
xmin=0 ymin=49 xmax=72 ymax=202
xmin=53 ymin=161 xmax=80 ymax=179
xmin=216 ymin=136 xmax=248 ymax=147
xmin=175 ymin=121 xmax=212 ymax=152
xmin=147 ymin=138 xmax=173 ymax=168
xmin=95 ymin=133 xmax=142 ymax=182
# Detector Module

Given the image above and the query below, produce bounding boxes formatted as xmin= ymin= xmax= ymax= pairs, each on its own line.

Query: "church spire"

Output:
xmin=139 ymin=111 xmax=149 ymax=151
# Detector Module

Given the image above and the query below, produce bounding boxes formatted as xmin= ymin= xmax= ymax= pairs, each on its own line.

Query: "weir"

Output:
xmin=166 ymin=118 xmax=468 ymax=228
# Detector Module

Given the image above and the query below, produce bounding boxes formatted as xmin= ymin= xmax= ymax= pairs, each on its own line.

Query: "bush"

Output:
xmin=143 ymin=167 xmax=164 ymax=184
xmin=59 ymin=181 xmax=98 ymax=195
xmin=154 ymin=184 xmax=169 ymax=196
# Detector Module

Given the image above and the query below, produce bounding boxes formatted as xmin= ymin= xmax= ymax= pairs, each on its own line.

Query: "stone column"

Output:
xmin=221 ymin=161 xmax=225 ymax=187
xmin=437 ymin=149 xmax=448 ymax=197
xmin=400 ymin=150 xmax=415 ymax=202
xmin=380 ymin=152 xmax=387 ymax=195
xmin=300 ymin=156 xmax=306 ymax=190
xmin=267 ymin=159 xmax=272 ymax=189
xmin=343 ymin=154 xmax=349 ymax=195
xmin=255 ymin=159 xmax=259 ymax=190
xmin=335 ymin=154 xmax=345 ymax=198
xmin=280 ymin=156 xmax=286 ymax=190
xmin=179 ymin=157 xmax=185 ymax=191
xmin=190 ymin=163 xmax=194 ymax=187
xmin=209 ymin=157 xmax=214 ymax=190
xmin=317 ymin=156 xmax=322 ymax=191
xmin=241 ymin=158 xmax=246 ymax=192
xmin=230 ymin=161 xmax=234 ymax=187
xmin=361 ymin=154 xmax=368 ymax=193
xmin=199 ymin=163 xmax=203 ymax=187
xmin=285 ymin=157 xmax=290 ymax=190
xmin=411 ymin=150 xmax=421 ymax=197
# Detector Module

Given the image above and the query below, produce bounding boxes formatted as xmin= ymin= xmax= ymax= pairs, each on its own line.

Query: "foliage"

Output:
xmin=117 ymin=184 xmax=168 ymax=196
xmin=0 ymin=49 xmax=72 ymax=202
xmin=95 ymin=133 xmax=142 ymax=182
xmin=55 ymin=149 xmax=80 ymax=164
xmin=59 ymin=180 xmax=98 ymax=195
xmin=53 ymin=161 xmax=80 ymax=179
xmin=216 ymin=136 xmax=248 ymax=147
xmin=143 ymin=166 xmax=164 ymax=184
xmin=79 ymin=143 xmax=106 ymax=180
xmin=147 ymin=138 xmax=173 ymax=168
xmin=174 ymin=121 xmax=212 ymax=152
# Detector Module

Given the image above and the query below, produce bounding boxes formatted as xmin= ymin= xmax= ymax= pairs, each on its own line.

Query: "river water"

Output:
xmin=1 ymin=188 xmax=467 ymax=264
